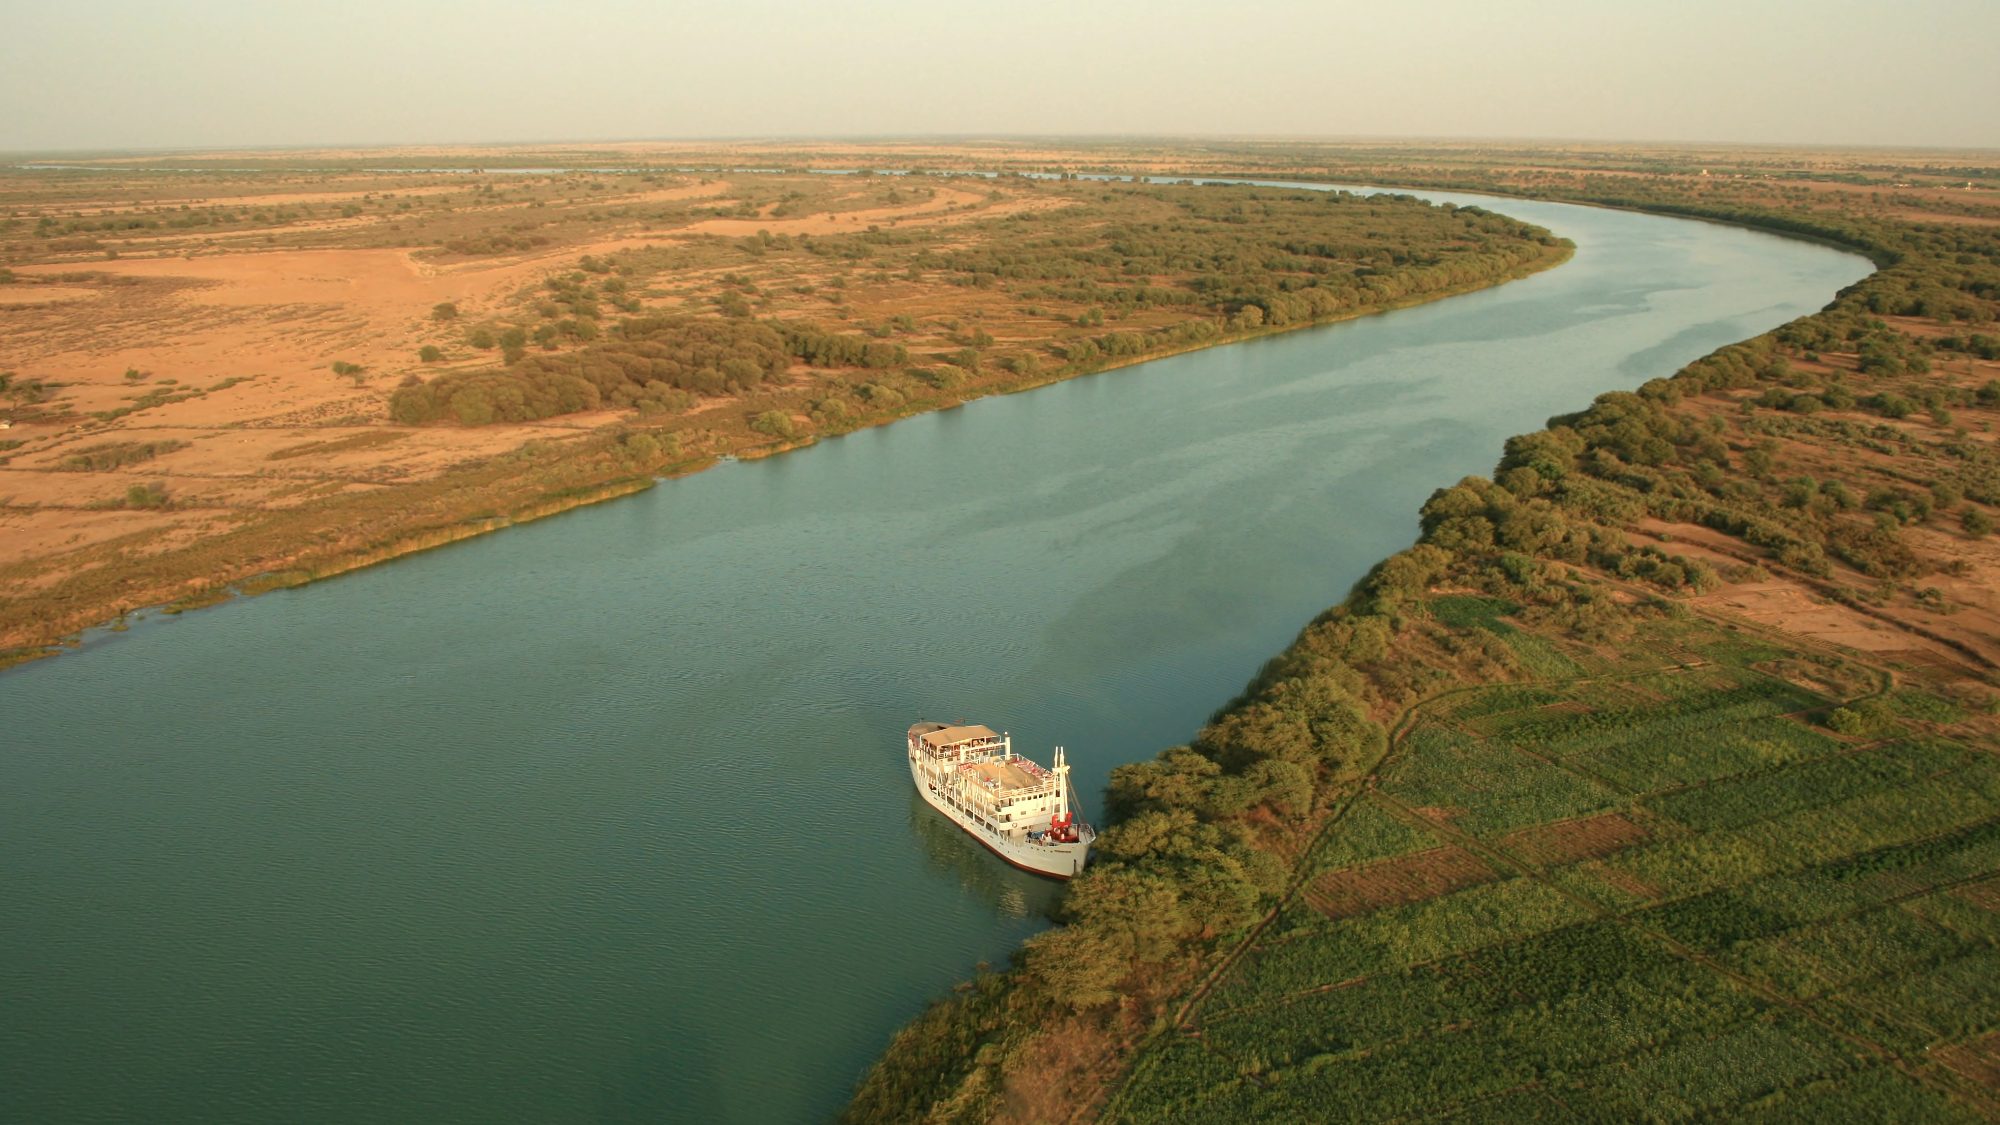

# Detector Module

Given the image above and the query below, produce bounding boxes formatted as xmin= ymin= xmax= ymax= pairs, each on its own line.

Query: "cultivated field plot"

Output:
xmin=1111 ymin=605 xmax=2000 ymax=1121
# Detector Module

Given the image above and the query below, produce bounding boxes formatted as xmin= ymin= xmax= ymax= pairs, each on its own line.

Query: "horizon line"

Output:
xmin=7 ymin=132 xmax=2000 ymax=162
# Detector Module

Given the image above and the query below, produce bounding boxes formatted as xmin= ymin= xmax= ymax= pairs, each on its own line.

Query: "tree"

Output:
xmin=431 ymin=302 xmax=459 ymax=321
xmin=622 ymin=432 xmax=661 ymax=463
xmin=749 ymin=410 xmax=796 ymax=440
xmin=389 ymin=386 xmax=435 ymax=425
xmin=418 ymin=345 xmax=444 ymax=363
xmin=1019 ymin=926 xmax=1126 ymax=1011
xmin=449 ymin=388 xmax=496 ymax=426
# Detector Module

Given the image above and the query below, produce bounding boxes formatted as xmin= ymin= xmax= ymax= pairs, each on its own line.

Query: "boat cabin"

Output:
xmin=912 ymin=724 xmax=1006 ymax=761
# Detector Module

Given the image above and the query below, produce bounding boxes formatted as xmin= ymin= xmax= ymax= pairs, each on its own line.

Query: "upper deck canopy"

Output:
xmin=918 ymin=724 xmax=1000 ymax=751
xmin=965 ymin=758 xmax=1049 ymax=794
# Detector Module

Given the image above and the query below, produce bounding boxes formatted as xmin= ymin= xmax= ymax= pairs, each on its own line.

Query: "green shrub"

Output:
xmin=123 ymin=482 xmax=168 ymax=508
xmin=749 ymin=410 xmax=797 ymax=440
xmin=1868 ymin=393 xmax=1915 ymax=419
xmin=58 ymin=440 xmax=188 ymax=471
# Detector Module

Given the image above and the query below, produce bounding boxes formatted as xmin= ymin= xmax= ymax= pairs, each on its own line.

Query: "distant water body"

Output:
xmin=0 ymin=185 xmax=1869 ymax=1123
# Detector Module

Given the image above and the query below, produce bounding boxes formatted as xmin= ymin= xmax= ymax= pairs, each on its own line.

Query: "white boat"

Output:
xmin=907 ymin=721 xmax=1094 ymax=879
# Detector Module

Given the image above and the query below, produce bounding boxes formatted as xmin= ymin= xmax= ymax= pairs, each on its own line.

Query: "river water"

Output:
xmin=0 ymin=187 xmax=1869 ymax=1123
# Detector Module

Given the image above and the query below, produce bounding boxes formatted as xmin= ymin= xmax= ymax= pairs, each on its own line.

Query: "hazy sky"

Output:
xmin=3 ymin=0 xmax=1995 ymax=152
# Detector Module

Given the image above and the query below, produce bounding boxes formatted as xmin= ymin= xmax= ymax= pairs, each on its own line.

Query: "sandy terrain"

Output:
xmin=1900 ymin=525 xmax=2000 ymax=668
xmin=1694 ymin=580 xmax=1951 ymax=655
xmin=1631 ymin=518 xmax=1753 ymax=570
xmin=1 ymin=234 xmax=639 ymax=593
xmin=0 ymin=166 xmax=1088 ymax=638
xmin=613 ymin=180 xmax=732 ymax=205
xmin=48 ymin=183 xmax=475 ymax=216
xmin=0 ymin=508 xmax=201 ymax=569
xmin=1636 ymin=517 xmax=2000 ymax=669
xmin=9 ymin=244 xmax=577 ymax=393
xmin=0 ymin=285 xmax=101 ymax=307
xmin=178 ymin=184 xmax=472 ymax=209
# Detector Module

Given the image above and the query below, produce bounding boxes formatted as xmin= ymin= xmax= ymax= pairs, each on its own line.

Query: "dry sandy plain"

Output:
xmin=1 ymin=163 xmax=1102 ymax=649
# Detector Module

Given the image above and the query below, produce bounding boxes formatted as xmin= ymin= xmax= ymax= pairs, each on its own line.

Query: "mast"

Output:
xmin=1053 ymin=746 xmax=1069 ymax=820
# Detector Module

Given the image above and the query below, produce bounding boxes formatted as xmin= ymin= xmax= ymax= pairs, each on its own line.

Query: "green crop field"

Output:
xmin=1106 ymin=601 xmax=2000 ymax=1121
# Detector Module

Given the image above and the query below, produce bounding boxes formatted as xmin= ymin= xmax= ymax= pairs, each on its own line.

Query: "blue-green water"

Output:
xmin=0 ymin=189 xmax=1869 ymax=1123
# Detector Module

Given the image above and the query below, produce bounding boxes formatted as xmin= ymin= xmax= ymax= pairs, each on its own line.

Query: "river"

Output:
xmin=0 ymin=186 xmax=1870 ymax=1122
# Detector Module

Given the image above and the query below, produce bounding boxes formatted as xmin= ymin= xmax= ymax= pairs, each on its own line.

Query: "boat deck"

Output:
xmin=964 ymin=758 xmax=1048 ymax=793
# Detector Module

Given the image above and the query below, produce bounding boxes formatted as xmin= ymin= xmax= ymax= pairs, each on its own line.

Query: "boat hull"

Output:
xmin=909 ymin=754 xmax=1090 ymax=879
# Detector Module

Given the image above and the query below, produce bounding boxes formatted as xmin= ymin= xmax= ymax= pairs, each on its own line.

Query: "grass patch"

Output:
xmin=265 ymin=431 xmax=409 ymax=461
xmin=56 ymin=439 xmax=189 ymax=471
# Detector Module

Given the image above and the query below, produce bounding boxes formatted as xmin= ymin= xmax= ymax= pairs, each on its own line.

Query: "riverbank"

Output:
xmin=0 ymin=175 xmax=1570 ymax=665
xmin=842 ymin=152 xmax=2000 ymax=1122
xmin=0 ymin=148 xmax=1888 ymax=1124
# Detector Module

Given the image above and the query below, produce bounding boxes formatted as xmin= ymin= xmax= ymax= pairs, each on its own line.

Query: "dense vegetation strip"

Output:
xmin=843 ymin=158 xmax=2000 ymax=1122
xmin=386 ymin=183 xmax=1564 ymax=427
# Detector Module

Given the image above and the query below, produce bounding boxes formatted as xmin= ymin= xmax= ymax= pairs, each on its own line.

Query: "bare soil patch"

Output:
xmin=1497 ymin=812 xmax=1649 ymax=867
xmin=0 ymin=285 xmax=101 ymax=307
xmin=0 ymin=507 xmax=183 ymax=562
xmin=1952 ymin=875 xmax=2000 ymax=913
xmin=1590 ymin=863 xmax=1664 ymax=902
xmin=1694 ymin=580 xmax=1952 ymax=656
xmin=1934 ymin=1031 xmax=2000 ymax=1092
xmin=1632 ymin=518 xmax=1761 ymax=570
xmin=1303 ymin=846 xmax=1495 ymax=919
xmin=612 ymin=180 xmax=731 ymax=205
xmin=1897 ymin=525 xmax=2000 ymax=669
xmin=1408 ymin=806 xmax=1467 ymax=827
xmin=183 ymin=184 xmax=471 ymax=210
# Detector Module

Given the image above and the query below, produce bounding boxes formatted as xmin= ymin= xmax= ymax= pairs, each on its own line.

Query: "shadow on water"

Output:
xmin=907 ymin=791 xmax=1067 ymax=923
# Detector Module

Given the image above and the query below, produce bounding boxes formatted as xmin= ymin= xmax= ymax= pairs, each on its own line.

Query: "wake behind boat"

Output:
xmin=907 ymin=722 xmax=1094 ymax=879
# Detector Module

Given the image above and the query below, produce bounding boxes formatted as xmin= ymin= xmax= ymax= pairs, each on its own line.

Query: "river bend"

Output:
xmin=0 ymin=185 xmax=1870 ymax=1123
